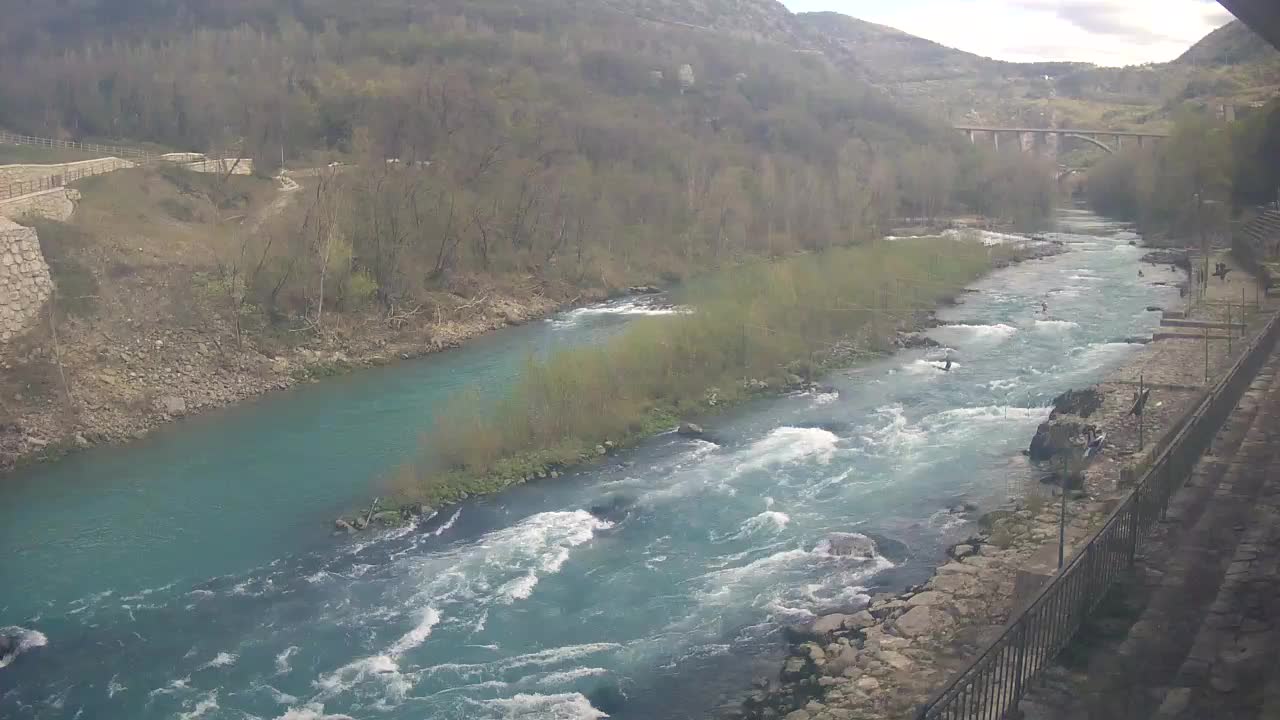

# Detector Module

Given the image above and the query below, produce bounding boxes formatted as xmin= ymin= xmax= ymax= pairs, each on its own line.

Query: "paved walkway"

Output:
xmin=1020 ymin=345 xmax=1280 ymax=720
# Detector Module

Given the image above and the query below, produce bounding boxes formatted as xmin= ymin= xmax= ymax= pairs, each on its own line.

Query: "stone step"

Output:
xmin=1157 ymin=390 xmax=1280 ymax=719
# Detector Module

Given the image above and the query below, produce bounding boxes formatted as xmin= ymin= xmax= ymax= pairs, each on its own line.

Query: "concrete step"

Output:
xmin=1157 ymin=387 xmax=1280 ymax=720
xmin=1090 ymin=364 xmax=1280 ymax=719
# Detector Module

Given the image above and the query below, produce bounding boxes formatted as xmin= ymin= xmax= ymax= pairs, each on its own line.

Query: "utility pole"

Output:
xmin=1138 ymin=374 xmax=1145 ymax=453
xmin=1205 ymin=326 xmax=1210 ymax=384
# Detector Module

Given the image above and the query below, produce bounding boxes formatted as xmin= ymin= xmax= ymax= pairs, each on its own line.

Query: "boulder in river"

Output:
xmin=896 ymin=332 xmax=940 ymax=349
xmin=677 ymin=422 xmax=706 ymax=439
xmin=589 ymin=495 xmax=635 ymax=523
xmin=1028 ymin=387 xmax=1103 ymax=462
xmin=0 ymin=634 xmax=14 ymax=658
xmin=817 ymin=532 xmax=877 ymax=559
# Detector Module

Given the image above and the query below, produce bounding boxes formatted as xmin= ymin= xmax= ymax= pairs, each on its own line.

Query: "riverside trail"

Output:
xmin=0 ymin=208 xmax=1180 ymax=720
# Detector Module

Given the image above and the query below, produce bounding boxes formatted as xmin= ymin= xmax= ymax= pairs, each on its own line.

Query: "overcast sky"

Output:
xmin=779 ymin=0 xmax=1236 ymax=66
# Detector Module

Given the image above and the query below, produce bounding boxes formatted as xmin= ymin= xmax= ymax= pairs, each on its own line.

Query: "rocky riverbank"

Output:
xmin=730 ymin=249 xmax=1273 ymax=720
xmin=0 ymin=291 xmax=575 ymax=473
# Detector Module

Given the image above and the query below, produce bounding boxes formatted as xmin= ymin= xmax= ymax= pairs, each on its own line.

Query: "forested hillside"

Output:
xmin=0 ymin=0 xmax=1057 ymax=322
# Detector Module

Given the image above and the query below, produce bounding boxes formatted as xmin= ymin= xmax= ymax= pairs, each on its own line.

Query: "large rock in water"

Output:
xmin=819 ymin=532 xmax=877 ymax=559
xmin=1028 ymin=388 xmax=1102 ymax=461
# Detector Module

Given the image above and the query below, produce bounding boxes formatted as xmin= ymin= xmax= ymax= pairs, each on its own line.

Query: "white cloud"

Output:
xmin=782 ymin=0 xmax=1235 ymax=65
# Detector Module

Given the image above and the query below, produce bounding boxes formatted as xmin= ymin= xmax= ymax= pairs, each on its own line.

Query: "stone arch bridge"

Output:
xmin=954 ymin=125 xmax=1170 ymax=155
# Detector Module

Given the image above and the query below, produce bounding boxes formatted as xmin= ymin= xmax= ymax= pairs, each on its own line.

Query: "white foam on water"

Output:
xmin=273 ymin=703 xmax=355 ymax=720
xmin=177 ymin=690 xmax=219 ymax=720
xmin=923 ymin=405 xmax=1051 ymax=426
xmin=0 ymin=626 xmax=47 ymax=669
xmin=1072 ymin=341 xmax=1141 ymax=371
xmin=107 ymin=674 xmax=126 ymax=699
xmin=809 ymin=391 xmax=839 ymax=407
xmin=903 ymin=358 xmax=960 ymax=375
xmin=257 ymin=683 xmax=299 ymax=705
xmin=425 ymin=643 xmax=623 ymax=681
xmin=731 ymin=427 xmax=839 ymax=476
xmin=198 ymin=651 xmax=238 ymax=670
xmin=313 ymin=654 xmax=412 ymax=704
xmin=535 ymin=667 xmax=609 ymax=687
xmin=885 ymin=228 xmax=1027 ymax=246
xmin=432 ymin=508 xmax=463 ymax=536
xmin=148 ymin=676 xmax=192 ymax=698
xmin=931 ymin=323 xmax=1017 ymax=346
xmin=860 ymin=405 xmax=926 ymax=454
xmin=741 ymin=510 xmax=791 ymax=535
xmin=551 ymin=300 xmax=688 ymax=328
xmin=387 ymin=608 xmax=441 ymax=657
xmin=1034 ymin=319 xmax=1080 ymax=332
xmin=498 ymin=573 xmax=540 ymax=604
xmin=482 ymin=692 xmax=609 ymax=719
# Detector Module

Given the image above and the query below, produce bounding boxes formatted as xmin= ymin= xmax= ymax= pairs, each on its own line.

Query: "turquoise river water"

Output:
xmin=0 ymin=209 xmax=1180 ymax=719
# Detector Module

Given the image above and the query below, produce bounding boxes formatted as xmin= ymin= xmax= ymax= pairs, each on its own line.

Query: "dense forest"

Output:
xmin=0 ymin=0 xmax=1057 ymax=330
xmin=1085 ymin=98 xmax=1280 ymax=239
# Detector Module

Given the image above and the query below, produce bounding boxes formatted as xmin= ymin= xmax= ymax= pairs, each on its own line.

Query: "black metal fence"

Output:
xmin=916 ymin=309 xmax=1280 ymax=720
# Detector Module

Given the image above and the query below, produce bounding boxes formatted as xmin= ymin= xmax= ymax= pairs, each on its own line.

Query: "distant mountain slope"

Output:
xmin=1177 ymin=19 xmax=1279 ymax=66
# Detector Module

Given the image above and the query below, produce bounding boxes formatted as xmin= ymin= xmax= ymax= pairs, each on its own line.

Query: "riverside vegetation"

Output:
xmin=390 ymin=236 xmax=1016 ymax=509
xmin=1085 ymin=98 xmax=1280 ymax=240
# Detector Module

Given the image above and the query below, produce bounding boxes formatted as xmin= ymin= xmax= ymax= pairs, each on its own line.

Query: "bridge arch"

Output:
xmin=1062 ymin=133 xmax=1114 ymax=154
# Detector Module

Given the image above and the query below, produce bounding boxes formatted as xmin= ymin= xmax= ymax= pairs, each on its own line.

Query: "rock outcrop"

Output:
xmin=1028 ymin=387 xmax=1103 ymax=462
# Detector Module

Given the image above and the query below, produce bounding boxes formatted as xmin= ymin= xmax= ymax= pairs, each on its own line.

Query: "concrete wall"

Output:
xmin=0 ymin=217 xmax=52 ymax=342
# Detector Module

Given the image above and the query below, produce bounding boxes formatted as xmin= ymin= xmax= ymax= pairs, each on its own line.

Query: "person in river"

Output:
xmin=943 ymin=358 xmax=952 ymax=372
xmin=1039 ymin=300 xmax=1048 ymax=314
xmin=1138 ymin=269 xmax=1144 ymax=277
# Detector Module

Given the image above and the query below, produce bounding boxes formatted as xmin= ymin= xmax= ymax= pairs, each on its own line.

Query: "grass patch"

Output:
xmin=24 ymin=219 xmax=99 ymax=317
xmin=395 ymin=238 xmax=1010 ymax=506
xmin=0 ymin=144 xmax=99 ymax=165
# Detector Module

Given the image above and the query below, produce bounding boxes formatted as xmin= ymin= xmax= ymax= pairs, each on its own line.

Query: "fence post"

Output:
xmin=1128 ymin=487 xmax=1141 ymax=564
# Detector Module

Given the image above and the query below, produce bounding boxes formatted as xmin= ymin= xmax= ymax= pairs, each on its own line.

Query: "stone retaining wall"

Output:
xmin=0 ymin=217 xmax=52 ymax=342
xmin=0 ymin=157 xmax=134 ymax=187
xmin=0 ymin=187 xmax=78 ymax=221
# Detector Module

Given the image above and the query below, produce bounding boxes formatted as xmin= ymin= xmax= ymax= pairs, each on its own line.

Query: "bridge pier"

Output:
xmin=1021 ymin=131 xmax=1035 ymax=154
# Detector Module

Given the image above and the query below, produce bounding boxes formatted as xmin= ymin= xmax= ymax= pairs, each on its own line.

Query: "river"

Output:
xmin=0 ymin=209 xmax=1179 ymax=720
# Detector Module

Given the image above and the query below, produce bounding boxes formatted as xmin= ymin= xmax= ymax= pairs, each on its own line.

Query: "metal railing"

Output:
xmin=916 ymin=309 xmax=1280 ymax=720
xmin=0 ymin=160 xmax=134 ymax=202
xmin=0 ymin=130 xmax=154 ymax=162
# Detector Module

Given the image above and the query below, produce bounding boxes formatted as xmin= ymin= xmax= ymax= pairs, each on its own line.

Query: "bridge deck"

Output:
xmin=954 ymin=126 xmax=1169 ymax=137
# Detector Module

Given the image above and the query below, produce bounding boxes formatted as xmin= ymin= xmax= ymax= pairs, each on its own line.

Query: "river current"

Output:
xmin=1 ymin=209 xmax=1179 ymax=719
